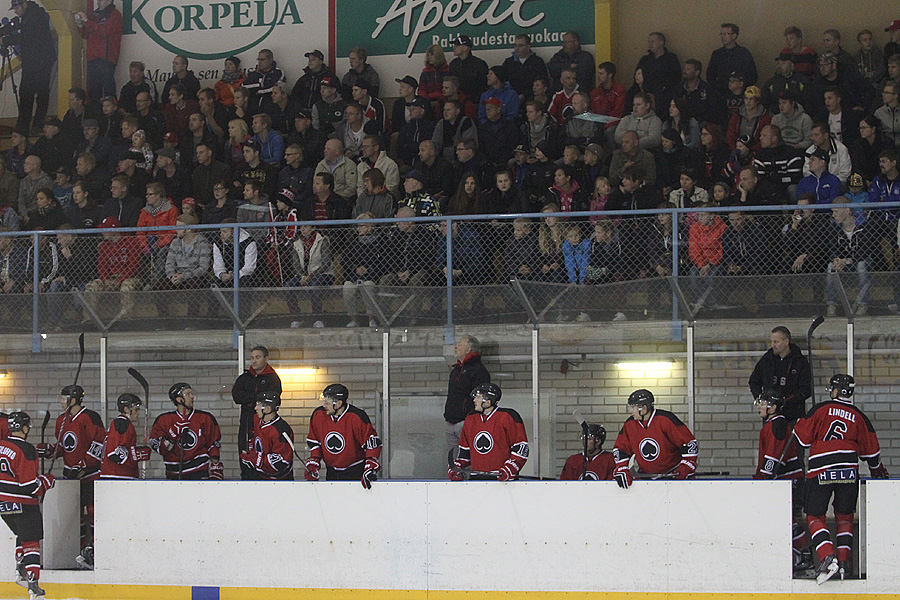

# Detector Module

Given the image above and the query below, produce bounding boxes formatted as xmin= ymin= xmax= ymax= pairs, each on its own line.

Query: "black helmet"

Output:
xmin=168 ymin=382 xmax=192 ymax=405
xmin=628 ymin=389 xmax=655 ymax=407
xmin=584 ymin=423 xmax=607 ymax=445
xmin=61 ymin=384 xmax=85 ymax=403
xmin=471 ymin=382 xmax=502 ymax=406
xmin=256 ymin=390 xmax=281 ymax=409
xmin=117 ymin=393 xmax=142 ymax=412
xmin=756 ymin=389 xmax=785 ymax=408
xmin=7 ymin=411 xmax=30 ymax=432
xmin=828 ymin=374 xmax=855 ymax=399
xmin=322 ymin=383 xmax=349 ymax=403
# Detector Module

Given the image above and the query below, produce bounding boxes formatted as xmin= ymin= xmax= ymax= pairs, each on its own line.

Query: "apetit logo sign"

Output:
xmin=337 ymin=0 xmax=595 ymax=58
xmin=121 ymin=0 xmax=307 ymax=61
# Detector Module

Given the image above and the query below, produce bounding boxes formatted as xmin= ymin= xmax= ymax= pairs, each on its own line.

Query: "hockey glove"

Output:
xmin=361 ymin=458 xmax=379 ymax=490
xmin=109 ymin=446 xmax=129 ymax=465
xmin=614 ymin=465 xmax=633 ymax=489
xmin=133 ymin=446 xmax=151 ymax=462
xmin=870 ymin=462 xmax=889 ymax=479
xmin=304 ymin=458 xmax=320 ymax=481
xmin=497 ymin=463 xmax=517 ymax=482
xmin=448 ymin=467 xmax=465 ymax=481
xmin=35 ymin=443 xmax=53 ymax=458
xmin=672 ymin=460 xmax=696 ymax=480
xmin=178 ymin=429 xmax=193 ymax=449
xmin=209 ymin=461 xmax=224 ymax=480
xmin=37 ymin=474 xmax=55 ymax=495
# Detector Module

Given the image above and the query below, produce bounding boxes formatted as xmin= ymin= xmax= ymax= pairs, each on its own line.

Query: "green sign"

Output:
xmin=337 ymin=0 xmax=595 ymax=58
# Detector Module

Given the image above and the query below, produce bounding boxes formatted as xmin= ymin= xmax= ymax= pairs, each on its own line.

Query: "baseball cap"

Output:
xmin=98 ymin=216 xmax=121 ymax=229
xmin=406 ymin=97 xmax=430 ymax=110
xmin=320 ymin=76 xmax=336 ymax=88
xmin=352 ymin=78 xmax=370 ymax=91
xmin=242 ymin=139 xmax=262 ymax=153
xmin=452 ymin=35 xmax=473 ymax=47
xmin=156 ymin=147 xmax=177 ymax=160
xmin=276 ymin=188 xmax=296 ymax=205
xmin=807 ymin=147 xmax=829 ymax=162
xmin=403 ymin=169 xmax=426 ymax=184
xmin=744 ymin=86 xmax=761 ymax=98
xmin=818 ymin=52 xmax=838 ymax=64
xmin=54 ymin=165 xmax=72 ymax=178
xmin=163 ymin=131 xmax=179 ymax=143
xmin=727 ymin=71 xmax=745 ymax=82
xmin=10 ymin=0 xmax=25 ymax=8
xmin=396 ymin=75 xmax=419 ymax=89
xmin=82 ymin=119 xmax=100 ymax=128
xmin=482 ymin=96 xmax=503 ymax=107
xmin=849 ymin=173 xmax=865 ymax=188
xmin=305 ymin=49 xmax=325 ymax=60
xmin=43 ymin=116 xmax=61 ymax=127
xmin=886 ymin=20 xmax=900 ymax=32
xmin=181 ymin=196 xmax=197 ymax=209
xmin=295 ymin=108 xmax=311 ymax=120
xmin=513 ymin=144 xmax=529 ymax=155
xmin=584 ymin=143 xmax=604 ymax=157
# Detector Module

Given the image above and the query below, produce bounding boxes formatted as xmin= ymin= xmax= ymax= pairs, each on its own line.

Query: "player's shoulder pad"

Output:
xmin=803 ymin=401 xmax=829 ymax=419
xmin=771 ymin=416 xmax=789 ymax=441
xmin=152 ymin=411 xmax=174 ymax=427
xmin=496 ymin=407 xmax=524 ymax=423
xmin=860 ymin=410 xmax=877 ymax=433
xmin=311 ymin=406 xmax=327 ymax=417
xmin=113 ymin=416 xmax=130 ymax=435
xmin=347 ymin=405 xmax=372 ymax=424
xmin=195 ymin=409 xmax=220 ymax=426
xmin=85 ymin=409 xmax=104 ymax=427
xmin=273 ymin=418 xmax=293 ymax=437
xmin=655 ymin=409 xmax=686 ymax=427
xmin=9 ymin=438 xmax=37 ymax=461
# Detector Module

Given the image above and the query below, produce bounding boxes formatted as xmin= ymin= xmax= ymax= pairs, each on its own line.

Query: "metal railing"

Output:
xmin=2 ymin=202 xmax=898 ymax=349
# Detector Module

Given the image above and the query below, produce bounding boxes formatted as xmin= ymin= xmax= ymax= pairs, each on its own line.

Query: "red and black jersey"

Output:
xmin=244 ymin=416 xmax=294 ymax=480
xmin=149 ymin=409 xmax=222 ymax=479
xmin=0 ymin=412 xmax=9 ymax=440
xmin=307 ymin=405 xmax=381 ymax=471
xmin=456 ymin=407 xmax=529 ymax=476
xmin=793 ymin=399 xmax=882 ymax=479
xmin=0 ymin=438 xmax=50 ymax=505
xmin=560 ymin=451 xmax=616 ymax=481
xmin=100 ymin=416 xmax=150 ymax=480
xmin=48 ymin=407 xmax=105 ymax=481
xmin=755 ymin=415 xmax=802 ymax=480
xmin=612 ymin=409 xmax=698 ymax=475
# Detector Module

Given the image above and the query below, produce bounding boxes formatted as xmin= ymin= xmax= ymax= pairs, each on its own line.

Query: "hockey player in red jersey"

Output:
xmin=150 ymin=383 xmax=222 ymax=480
xmin=753 ymin=389 xmax=812 ymax=573
xmin=36 ymin=384 xmax=105 ymax=569
xmin=560 ymin=423 xmax=615 ymax=481
xmin=449 ymin=383 xmax=529 ymax=481
xmin=793 ymin=374 xmax=888 ymax=584
xmin=0 ymin=412 xmax=54 ymax=600
xmin=100 ymin=393 xmax=151 ymax=480
xmin=306 ymin=384 xmax=382 ymax=489
xmin=240 ymin=391 xmax=294 ymax=480
xmin=612 ymin=389 xmax=698 ymax=489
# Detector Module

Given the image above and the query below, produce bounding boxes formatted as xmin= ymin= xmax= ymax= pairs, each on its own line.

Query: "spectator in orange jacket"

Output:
xmin=75 ymin=0 xmax=123 ymax=104
xmin=215 ymin=56 xmax=245 ymax=108
xmin=136 ymin=181 xmax=179 ymax=286
xmin=688 ymin=204 xmax=726 ymax=310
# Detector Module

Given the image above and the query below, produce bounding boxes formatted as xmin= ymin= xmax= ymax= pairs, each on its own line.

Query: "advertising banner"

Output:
xmin=334 ymin=0 xmax=596 ymax=94
xmin=116 ymin=0 xmax=330 ymax=91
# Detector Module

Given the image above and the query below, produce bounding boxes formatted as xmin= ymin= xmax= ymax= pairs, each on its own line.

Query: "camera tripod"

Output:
xmin=0 ymin=44 xmax=20 ymax=108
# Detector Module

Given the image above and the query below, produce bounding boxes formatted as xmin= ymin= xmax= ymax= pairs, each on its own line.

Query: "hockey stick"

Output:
xmin=572 ymin=409 xmax=589 ymax=480
xmin=807 ymin=315 xmax=825 ymax=406
xmin=74 ymin=332 xmax=85 ymax=385
xmin=127 ymin=368 xmax=151 ymax=480
xmin=636 ymin=471 xmax=731 ymax=480
xmin=39 ymin=411 xmax=51 ymax=473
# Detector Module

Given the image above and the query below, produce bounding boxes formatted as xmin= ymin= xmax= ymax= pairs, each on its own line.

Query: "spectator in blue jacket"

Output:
xmin=562 ymin=223 xmax=591 ymax=284
xmin=478 ymin=65 xmax=519 ymax=123
xmin=796 ymin=147 xmax=841 ymax=204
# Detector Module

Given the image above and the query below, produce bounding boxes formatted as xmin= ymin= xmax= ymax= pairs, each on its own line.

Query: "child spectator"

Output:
xmin=84 ymin=216 xmax=142 ymax=320
xmin=589 ymin=176 xmax=611 ymax=221
xmin=286 ymin=223 xmax=334 ymax=329
xmin=688 ymin=205 xmax=726 ymax=310
xmin=342 ymin=213 xmax=386 ymax=328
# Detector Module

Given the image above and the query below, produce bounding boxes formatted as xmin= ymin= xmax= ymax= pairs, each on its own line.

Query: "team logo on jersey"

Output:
xmin=254 ymin=438 xmax=263 ymax=453
xmin=580 ymin=471 xmax=599 ymax=481
xmin=639 ymin=438 xmax=660 ymax=461
xmin=180 ymin=430 xmax=198 ymax=450
xmin=62 ymin=431 xmax=78 ymax=453
xmin=324 ymin=432 xmax=345 ymax=454
xmin=473 ymin=432 xmax=494 ymax=454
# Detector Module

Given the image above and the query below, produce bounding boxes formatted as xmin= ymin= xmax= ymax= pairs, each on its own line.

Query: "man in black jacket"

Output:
xmin=748 ymin=325 xmax=812 ymax=420
xmin=232 ymin=345 xmax=282 ymax=480
xmin=4 ymin=0 xmax=57 ymax=132
xmin=444 ymin=335 xmax=490 ymax=462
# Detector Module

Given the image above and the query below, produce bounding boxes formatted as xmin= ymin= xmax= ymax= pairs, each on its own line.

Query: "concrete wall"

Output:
xmin=0 ymin=317 xmax=898 ymax=481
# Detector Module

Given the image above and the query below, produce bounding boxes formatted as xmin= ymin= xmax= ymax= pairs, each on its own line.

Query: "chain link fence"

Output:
xmin=1 ymin=203 xmax=899 ymax=334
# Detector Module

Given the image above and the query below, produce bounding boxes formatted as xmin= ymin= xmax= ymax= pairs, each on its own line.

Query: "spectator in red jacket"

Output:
xmin=688 ymin=205 xmax=726 ymax=310
xmin=590 ymin=61 xmax=626 ymax=130
xmin=84 ymin=216 xmax=143 ymax=320
xmin=75 ymin=0 xmax=123 ymax=104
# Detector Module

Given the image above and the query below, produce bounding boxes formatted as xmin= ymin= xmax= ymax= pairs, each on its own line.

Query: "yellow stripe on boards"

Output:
xmin=0 ymin=582 xmax=192 ymax=600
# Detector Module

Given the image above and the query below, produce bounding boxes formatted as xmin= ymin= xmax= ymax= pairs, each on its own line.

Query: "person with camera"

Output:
xmin=74 ymin=0 xmax=123 ymax=105
xmin=3 ymin=0 xmax=57 ymax=134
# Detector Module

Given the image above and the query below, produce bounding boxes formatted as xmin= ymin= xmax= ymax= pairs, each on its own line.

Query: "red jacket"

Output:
xmin=136 ymin=200 xmax=180 ymax=251
xmin=590 ymin=81 xmax=627 ymax=129
xmin=97 ymin=234 xmax=142 ymax=280
xmin=688 ymin=217 xmax=726 ymax=268
xmin=80 ymin=0 xmax=122 ymax=64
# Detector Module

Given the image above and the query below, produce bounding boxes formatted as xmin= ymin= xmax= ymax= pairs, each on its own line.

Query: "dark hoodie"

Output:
xmin=748 ymin=342 xmax=811 ymax=420
xmin=444 ymin=352 xmax=490 ymax=424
